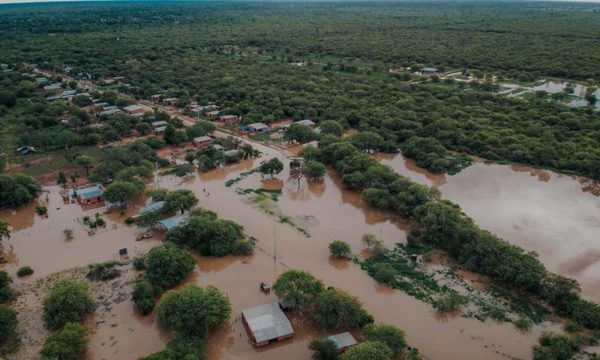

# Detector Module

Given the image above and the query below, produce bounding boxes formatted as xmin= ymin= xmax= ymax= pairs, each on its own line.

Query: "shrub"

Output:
xmin=133 ymin=277 xmax=156 ymax=315
xmin=144 ymin=244 xmax=196 ymax=291
xmin=329 ymin=240 xmax=351 ymax=259
xmin=35 ymin=205 xmax=48 ymax=216
xmin=273 ymin=270 xmax=325 ymax=309
xmin=17 ymin=266 xmax=33 ymax=277
xmin=0 ymin=305 xmax=17 ymax=345
xmin=363 ymin=324 xmax=407 ymax=355
xmin=43 ymin=280 xmax=94 ymax=330
xmin=0 ymin=271 xmax=13 ymax=303
xmin=433 ymin=292 xmax=467 ymax=313
xmin=311 ymin=288 xmax=373 ymax=329
xmin=339 ymin=341 xmax=394 ymax=360
xmin=133 ymin=256 xmax=146 ymax=271
xmin=309 ymin=338 xmax=339 ymax=360
xmin=40 ymin=322 xmax=88 ymax=360
xmin=156 ymin=284 xmax=231 ymax=337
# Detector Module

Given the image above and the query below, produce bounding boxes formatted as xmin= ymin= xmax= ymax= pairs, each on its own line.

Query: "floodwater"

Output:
xmin=3 ymin=136 xmax=588 ymax=360
xmin=377 ymin=153 xmax=600 ymax=302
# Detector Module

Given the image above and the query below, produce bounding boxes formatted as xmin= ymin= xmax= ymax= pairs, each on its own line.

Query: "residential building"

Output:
xmin=247 ymin=122 xmax=270 ymax=133
xmin=123 ymin=104 xmax=145 ymax=114
xmin=219 ymin=115 xmax=239 ymax=124
xmin=193 ymin=136 xmax=213 ymax=148
xmin=242 ymin=303 xmax=294 ymax=347
xmin=328 ymin=332 xmax=358 ymax=353
xmin=74 ymin=185 xmax=105 ymax=205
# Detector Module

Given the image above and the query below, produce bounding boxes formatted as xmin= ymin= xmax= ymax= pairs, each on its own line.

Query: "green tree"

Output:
xmin=319 ymin=120 xmax=344 ymax=137
xmin=74 ymin=155 xmax=93 ymax=176
xmin=145 ymin=244 xmax=196 ymax=291
xmin=0 ymin=220 xmax=10 ymax=245
xmin=311 ymin=288 xmax=374 ymax=329
xmin=40 ymin=322 xmax=88 ymax=360
xmin=156 ymin=284 xmax=231 ymax=337
xmin=133 ymin=276 xmax=156 ymax=315
xmin=259 ymin=158 xmax=284 ymax=179
xmin=103 ymin=180 xmax=142 ymax=207
xmin=306 ymin=161 xmax=326 ymax=180
xmin=329 ymin=240 xmax=351 ymax=259
xmin=284 ymin=123 xmax=317 ymax=144
xmin=0 ymin=173 xmax=41 ymax=207
xmin=0 ymin=305 xmax=17 ymax=345
xmin=299 ymin=146 xmax=322 ymax=162
xmin=0 ymin=271 xmax=12 ymax=303
xmin=361 ymin=234 xmax=383 ymax=250
xmin=309 ymin=338 xmax=339 ymax=360
xmin=339 ymin=341 xmax=394 ymax=360
xmin=273 ymin=270 xmax=324 ymax=309
xmin=363 ymin=324 xmax=407 ymax=355
xmin=43 ymin=280 xmax=94 ymax=330
xmin=163 ymin=190 xmax=199 ymax=214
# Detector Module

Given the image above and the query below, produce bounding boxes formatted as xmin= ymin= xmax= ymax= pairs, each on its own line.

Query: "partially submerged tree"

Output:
xmin=0 ymin=221 xmax=10 ymax=248
xmin=339 ymin=341 xmax=394 ymax=360
xmin=104 ymin=180 xmax=142 ymax=208
xmin=311 ymin=288 xmax=374 ymax=329
xmin=144 ymin=244 xmax=196 ymax=291
xmin=259 ymin=158 xmax=284 ymax=179
xmin=163 ymin=190 xmax=198 ymax=214
xmin=43 ymin=280 xmax=94 ymax=330
xmin=329 ymin=240 xmax=351 ymax=259
xmin=273 ymin=270 xmax=324 ymax=309
xmin=40 ymin=322 xmax=88 ymax=360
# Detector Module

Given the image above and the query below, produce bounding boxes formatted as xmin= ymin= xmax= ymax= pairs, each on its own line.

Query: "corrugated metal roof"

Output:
xmin=248 ymin=122 xmax=269 ymax=130
xmin=124 ymin=104 xmax=143 ymax=112
xmin=139 ymin=201 xmax=165 ymax=215
xmin=151 ymin=121 xmax=168 ymax=128
xmin=296 ymin=119 xmax=315 ymax=126
xmin=328 ymin=332 xmax=357 ymax=350
xmin=76 ymin=186 xmax=104 ymax=199
xmin=157 ymin=214 xmax=187 ymax=230
xmin=99 ymin=108 xmax=122 ymax=116
xmin=242 ymin=303 xmax=294 ymax=344
xmin=193 ymin=136 xmax=212 ymax=143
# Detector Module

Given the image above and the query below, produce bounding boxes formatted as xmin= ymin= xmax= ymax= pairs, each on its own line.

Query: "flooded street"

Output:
xmin=377 ymin=153 xmax=600 ymax=302
xmin=2 ymin=138 xmax=593 ymax=360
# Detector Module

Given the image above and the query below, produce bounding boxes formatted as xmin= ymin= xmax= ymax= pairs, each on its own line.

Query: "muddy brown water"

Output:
xmin=376 ymin=153 xmax=600 ymax=302
xmin=2 ymin=138 xmax=592 ymax=359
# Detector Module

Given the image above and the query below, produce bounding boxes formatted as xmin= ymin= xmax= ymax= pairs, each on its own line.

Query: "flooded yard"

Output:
xmin=2 ymin=138 xmax=596 ymax=360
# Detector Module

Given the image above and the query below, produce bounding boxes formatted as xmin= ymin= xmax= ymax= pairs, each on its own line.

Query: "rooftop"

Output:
xmin=124 ymin=104 xmax=144 ymax=112
xmin=327 ymin=332 xmax=357 ymax=350
xmin=193 ymin=136 xmax=213 ymax=143
xmin=248 ymin=122 xmax=269 ymax=130
xmin=157 ymin=214 xmax=188 ymax=230
xmin=295 ymin=119 xmax=315 ymax=127
xmin=242 ymin=303 xmax=294 ymax=344
xmin=99 ymin=108 xmax=123 ymax=116
xmin=75 ymin=185 xmax=104 ymax=200
xmin=421 ymin=67 xmax=439 ymax=72
xmin=151 ymin=121 xmax=168 ymax=128
xmin=136 ymin=201 xmax=165 ymax=216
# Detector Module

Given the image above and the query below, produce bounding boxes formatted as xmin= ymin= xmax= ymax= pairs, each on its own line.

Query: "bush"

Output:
xmin=433 ymin=292 xmax=467 ymax=313
xmin=0 ymin=271 xmax=13 ymax=303
xmin=16 ymin=266 xmax=33 ymax=277
xmin=311 ymin=288 xmax=373 ymax=329
xmin=309 ymin=338 xmax=339 ymax=360
xmin=133 ymin=277 xmax=156 ymax=315
xmin=43 ymin=280 xmax=94 ymax=330
xmin=339 ymin=341 xmax=394 ymax=360
xmin=40 ymin=322 xmax=88 ymax=360
xmin=329 ymin=240 xmax=351 ymax=259
xmin=273 ymin=270 xmax=325 ymax=309
xmin=35 ymin=205 xmax=48 ymax=216
xmin=363 ymin=324 xmax=407 ymax=355
xmin=133 ymin=256 xmax=146 ymax=271
xmin=156 ymin=284 xmax=231 ymax=337
xmin=144 ymin=244 xmax=196 ymax=291
xmin=0 ymin=305 xmax=17 ymax=345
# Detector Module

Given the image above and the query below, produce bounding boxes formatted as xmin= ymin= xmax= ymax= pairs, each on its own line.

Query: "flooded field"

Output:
xmin=377 ymin=153 xmax=600 ymax=302
xmin=3 ymin=138 xmax=595 ymax=360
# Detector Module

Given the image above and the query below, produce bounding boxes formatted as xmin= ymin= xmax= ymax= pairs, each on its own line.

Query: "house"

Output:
xmin=162 ymin=98 xmax=178 ymax=107
xmin=98 ymin=108 xmax=123 ymax=117
xmin=92 ymin=102 xmax=109 ymax=111
xmin=224 ymin=149 xmax=241 ymax=158
xmin=193 ymin=136 xmax=213 ymax=148
xmin=151 ymin=120 xmax=168 ymax=129
xmin=150 ymin=94 xmax=161 ymax=103
xmin=74 ymin=185 xmax=104 ymax=205
xmin=61 ymin=90 xmax=77 ymax=99
xmin=295 ymin=119 xmax=316 ymax=128
xmin=191 ymin=104 xmax=219 ymax=114
xmin=247 ymin=122 xmax=270 ymax=133
xmin=420 ymin=67 xmax=439 ymax=76
xmin=206 ymin=110 xmax=221 ymax=119
xmin=242 ymin=303 xmax=294 ymax=347
xmin=123 ymin=104 xmax=145 ymax=114
xmin=61 ymin=119 xmax=70 ymax=126
xmin=219 ymin=115 xmax=239 ymax=124
xmin=153 ymin=214 xmax=188 ymax=231
xmin=132 ymin=201 xmax=165 ymax=220
xmin=43 ymin=83 xmax=62 ymax=92
xmin=154 ymin=126 xmax=167 ymax=136
xmin=16 ymin=146 xmax=36 ymax=155
xmin=36 ymin=77 xmax=49 ymax=86
xmin=327 ymin=332 xmax=358 ymax=353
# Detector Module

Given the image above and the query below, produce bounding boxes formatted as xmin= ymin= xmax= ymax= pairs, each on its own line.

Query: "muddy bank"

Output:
xmin=378 ymin=153 xmax=600 ymax=302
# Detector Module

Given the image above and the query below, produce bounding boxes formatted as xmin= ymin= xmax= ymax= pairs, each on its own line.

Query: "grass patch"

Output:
xmin=225 ymin=167 xmax=260 ymax=187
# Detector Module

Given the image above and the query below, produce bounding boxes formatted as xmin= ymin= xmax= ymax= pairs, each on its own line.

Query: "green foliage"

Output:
xmin=306 ymin=161 xmax=326 ymax=180
xmin=328 ymin=240 xmax=351 ymax=259
xmin=43 ymin=280 xmax=94 ymax=331
xmin=133 ymin=276 xmax=156 ymax=315
xmin=284 ymin=123 xmax=317 ymax=144
xmin=319 ymin=120 xmax=344 ymax=137
xmin=311 ymin=288 xmax=374 ymax=329
xmin=533 ymin=333 xmax=581 ymax=360
xmin=0 ymin=305 xmax=17 ymax=348
xmin=35 ymin=205 xmax=47 ymax=216
xmin=402 ymin=136 xmax=471 ymax=174
xmin=0 ymin=173 xmax=41 ymax=207
xmin=165 ymin=214 xmax=251 ymax=257
xmin=309 ymin=338 xmax=339 ymax=360
xmin=0 ymin=271 xmax=14 ymax=304
xmin=144 ymin=244 xmax=196 ymax=291
xmin=273 ymin=270 xmax=325 ymax=309
xmin=339 ymin=341 xmax=394 ymax=360
xmin=162 ymin=164 xmax=194 ymax=177
xmin=363 ymin=324 xmax=407 ymax=355
xmin=163 ymin=190 xmax=198 ymax=214
xmin=0 ymin=221 xmax=10 ymax=245
xmin=259 ymin=158 xmax=284 ymax=179
xmin=74 ymin=154 xmax=93 ymax=176
xmin=16 ymin=266 xmax=33 ymax=277
xmin=433 ymin=292 xmax=468 ymax=313
xmin=104 ymin=180 xmax=142 ymax=206
xmin=156 ymin=284 xmax=231 ymax=337
xmin=40 ymin=322 xmax=88 ymax=360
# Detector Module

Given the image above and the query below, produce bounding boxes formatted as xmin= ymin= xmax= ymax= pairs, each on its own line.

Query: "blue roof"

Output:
xmin=76 ymin=186 xmax=104 ymax=199
xmin=139 ymin=201 xmax=165 ymax=215
xmin=157 ymin=214 xmax=187 ymax=230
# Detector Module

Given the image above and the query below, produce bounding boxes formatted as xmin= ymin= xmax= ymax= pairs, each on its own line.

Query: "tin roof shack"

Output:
xmin=193 ymin=136 xmax=213 ymax=148
xmin=162 ymin=98 xmax=178 ymax=107
xmin=219 ymin=115 xmax=239 ymax=124
xmin=98 ymin=108 xmax=123 ymax=118
xmin=328 ymin=332 xmax=358 ymax=353
xmin=247 ymin=122 xmax=270 ymax=133
xmin=150 ymin=94 xmax=161 ymax=103
xmin=153 ymin=214 xmax=188 ymax=231
xmin=132 ymin=201 xmax=165 ymax=220
xmin=295 ymin=119 xmax=317 ymax=128
xmin=420 ymin=67 xmax=440 ymax=76
xmin=123 ymin=104 xmax=145 ymax=114
xmin=206 ymin=110 xmax=221 ymax=119
xmin=242 ymin=303 xmax=294 ymax=347
xmin=74 ymin=185 xmax=104 ymax=205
